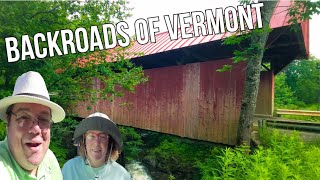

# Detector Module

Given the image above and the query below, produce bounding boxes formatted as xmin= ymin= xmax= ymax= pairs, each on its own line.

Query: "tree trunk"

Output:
xmin=237 ymin=0 xmax=278 ymax=146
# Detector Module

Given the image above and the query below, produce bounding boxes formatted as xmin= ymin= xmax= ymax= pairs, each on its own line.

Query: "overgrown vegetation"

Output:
xmin=136 ymin=126 xmax=320 ymax=179
xmin=143 ymin=135 xmax=217 ymax=179
xmin=0 ymin=121 xmax=6 ymax=140
xmin=197 ymin=128 xmax=320 ymax=180
xmin=50 ymin=117 xmax=79 ymax=167
xmin=119 ymin=126 xmax=144 ymax=162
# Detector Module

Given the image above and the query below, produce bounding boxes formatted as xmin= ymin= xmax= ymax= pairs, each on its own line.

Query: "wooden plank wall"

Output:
xmin=255 ymin=71 xmax=274 ymax=116
xmin=74 ymin=59 xmax=246 ymax=145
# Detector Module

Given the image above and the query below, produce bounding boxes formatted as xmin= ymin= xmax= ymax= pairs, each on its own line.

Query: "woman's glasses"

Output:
xmin=85 ymin=132 xmax=109 ymax=143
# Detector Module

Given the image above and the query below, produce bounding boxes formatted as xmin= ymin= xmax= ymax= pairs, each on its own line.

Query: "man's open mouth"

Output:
xmin=25 ymin=142 xmax=42 ymax=152
xmin=26 ymin=143 xmax=41 ymax=147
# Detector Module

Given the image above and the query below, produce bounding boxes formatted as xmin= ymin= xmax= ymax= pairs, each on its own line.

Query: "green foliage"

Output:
xmin=119 ymin=126 xmax=144 ymax=162
xmin=288 ymin=1 xmax=320 ymax=31
xmin=146 ymin=135 xmax=216 ymax=179
xmin=50 ymin=117 xmax=79 ymax=167
xmin=216 ymin=65 xmax=232 ymax=72
xmin=218 ymin=26 xmax=272 ymax=72
xmin=168 ymin=174 xmax=176 ymax=180
xmin=284 ymin=59 xmax=320 ymax=105
xmin=274 ymin=72 xmax=303 ymax=109
xmin=198 ymin=128 xmax=320 ymax=180
xmin=195 ymin=147 xmax=225 ymax=180
xmin=239 ymin=0 xmax=254 ymax=5
xmin=0 ymin=121 xmax=6 ymax=141
xmin=0 ymin=1 xmax=147 ymax=111
xmin=49 ymin=140 xmax=70 ymax=168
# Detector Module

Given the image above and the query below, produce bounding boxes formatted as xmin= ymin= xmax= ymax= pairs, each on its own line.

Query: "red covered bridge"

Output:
xmin=73 ymin=1 xmax=309 ymax=145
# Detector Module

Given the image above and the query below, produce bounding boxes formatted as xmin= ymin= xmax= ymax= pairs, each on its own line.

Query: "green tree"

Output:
xmin=235 ymin=0 xmax=278 ymax=145
xmin=274 ymin=72 xmax=301 ymax=108
xmin=0 ymin=1 xmax=147 ymax=112
xmin=285 ymin=58 xmax=320 ymax=105
xmin=50 ymin=117 xmax=79 ymax=167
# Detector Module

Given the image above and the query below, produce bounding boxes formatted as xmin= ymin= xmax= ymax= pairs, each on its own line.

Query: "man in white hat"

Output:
xmin=0 ymin=71 xmax=66 ymax=179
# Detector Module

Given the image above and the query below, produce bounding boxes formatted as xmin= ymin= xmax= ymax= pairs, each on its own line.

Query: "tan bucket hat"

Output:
xmin=73 ymin=112 xmax=123 ymax=149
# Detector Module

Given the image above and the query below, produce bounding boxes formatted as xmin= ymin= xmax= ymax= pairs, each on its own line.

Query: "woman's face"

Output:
xmin=85 ymin=130 xmax=109 ymax=167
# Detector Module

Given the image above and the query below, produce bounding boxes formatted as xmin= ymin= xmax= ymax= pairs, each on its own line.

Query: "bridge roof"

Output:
xmin=76 ymin=0 xmax=308 ymax=73
xmin=126 ymin=0 xmax=293 ymax=59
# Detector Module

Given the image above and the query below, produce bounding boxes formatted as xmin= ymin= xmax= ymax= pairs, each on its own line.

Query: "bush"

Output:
xmin=0 ymin=120 xmax=6 ymax=141
xmin=50 ymin=117 xmax=79 ymax=167
xmin=119 ymin=126 xmax=144 ymax=162
xmin=146 ymin=135 xmax=217 ymax=179
xmin=197 ymin=128 xmax=320 ymax=180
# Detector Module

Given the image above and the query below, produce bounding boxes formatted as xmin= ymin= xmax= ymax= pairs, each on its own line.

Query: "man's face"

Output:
xmin=7 ymin=103 xmax=51 ymax=172
xmin=85 ymin=130 xmax=109 ymax=167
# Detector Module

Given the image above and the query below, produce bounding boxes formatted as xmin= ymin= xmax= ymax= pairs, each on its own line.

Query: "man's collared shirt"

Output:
xmin=0 ymin=137 xmax=63 ymax=180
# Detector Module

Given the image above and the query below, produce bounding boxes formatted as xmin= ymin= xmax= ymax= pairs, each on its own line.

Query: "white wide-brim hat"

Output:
xmin=0 ymin=71 xmax=65 ymax=123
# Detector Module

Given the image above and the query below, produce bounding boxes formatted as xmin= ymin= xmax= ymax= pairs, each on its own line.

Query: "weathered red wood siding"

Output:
xmin=255 ymin=71 xmax=274 ymax=116
xmin=74 ymin=59 xmax=247 ymax=145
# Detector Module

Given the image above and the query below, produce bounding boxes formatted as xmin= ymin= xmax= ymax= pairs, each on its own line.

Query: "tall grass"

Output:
xmin=197 ymin=128 xmax=320 ymax=180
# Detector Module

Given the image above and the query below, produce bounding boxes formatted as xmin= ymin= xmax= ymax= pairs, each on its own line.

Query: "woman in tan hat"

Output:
xmin=62 ymin=112 xmax=131 ymax=180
